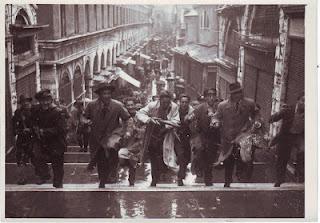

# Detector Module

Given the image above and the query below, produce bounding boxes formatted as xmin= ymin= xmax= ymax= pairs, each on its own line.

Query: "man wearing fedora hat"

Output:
xmin=84 ymin=82 xmax=131 ymax=188
xmin=211 ymin=82 xmax=262 ymax=187
xmin=31 ymin=89 xmax=67 ymax=188
xmin=12 ymin=95 xmax=34 ymax=185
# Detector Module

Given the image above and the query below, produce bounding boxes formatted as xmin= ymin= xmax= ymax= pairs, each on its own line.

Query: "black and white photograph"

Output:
xmin=2 ymin=1 xmax=317 ymax=221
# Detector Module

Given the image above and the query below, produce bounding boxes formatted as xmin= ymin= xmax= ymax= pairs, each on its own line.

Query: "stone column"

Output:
xmin=270 ymin=8 xmax=290 ymax=136
xmin=7 ymin=39 xmax=18 ymax=114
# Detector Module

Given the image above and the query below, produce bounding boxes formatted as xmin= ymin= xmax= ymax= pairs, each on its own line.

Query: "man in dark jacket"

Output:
xmin=84 ymin=82 xmax=131 ymax=188
xmin=12 ymin=95 xmax=34 ymax=185
xmin=269 ymin=94 xmax=304 ymax=187
xmin=32 ymin=89 xmax=67 ymax=188
xmin=188 ymin=88 xmax=221 ymax=186
xmin=175 ymin=94 xmax=193 ymax=186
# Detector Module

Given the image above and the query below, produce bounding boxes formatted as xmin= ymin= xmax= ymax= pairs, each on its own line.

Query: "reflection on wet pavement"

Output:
xmin=6 ymin=190 xmax=304 ymax=218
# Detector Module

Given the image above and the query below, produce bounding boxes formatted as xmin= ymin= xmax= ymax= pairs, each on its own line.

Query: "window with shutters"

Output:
xmin=225 ymin=19 xmax=239 ymax=60
xmin=59 ymin=72 xmax=72 ymax=105
xmin=200 ymin=10 xmax=209 ymax=29
xmin=251 ymin=5 xmax=279 ymax=38
xmin=286 ymin=39 xmax=305 ymax=105
xmin=73 ymin=66 xmax=83 ymax=99
xmin=13 ymin=10 xmax=33 ymax=55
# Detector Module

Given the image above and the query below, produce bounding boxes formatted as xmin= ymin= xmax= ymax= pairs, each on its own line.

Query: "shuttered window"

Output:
xmin=16 ymin=72 xmax=37 ymax=99
xmin=73 ymin=67 xmax=84 ymax=100
xmin=59 ymin=72 xmax=72 ymax=105
xmin=286 ymin=39 xmax=304 ymax=105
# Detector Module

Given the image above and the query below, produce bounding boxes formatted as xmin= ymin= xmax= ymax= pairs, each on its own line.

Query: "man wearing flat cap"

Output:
xmin=84 ymin=82 xmax=131 ymax=188
xmin=12 ymin=95 xmax=34 ymax=185
xmin=136 ymin=90 xmax=180 ymax=187
xmin=211 ymin=82 xmax=262 ymax=188
xmin=31 ymin=89 xmax=67 ymax=188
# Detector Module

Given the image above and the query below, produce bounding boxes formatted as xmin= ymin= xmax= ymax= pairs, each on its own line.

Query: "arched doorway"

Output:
xmin=107 ymin=49 xmax=111 ymax=67
xmin=101 ymin=52 xmax=106 ymax=70
xmin=93 ymin=53 xmax=99 ymax=74
xmin=116 ymin=44 xmax=119 ymax=57
xmin=112 ymin=47 xmax=115 ymax=65
xmin=73 ymin=66 xmax=83 ymax=100
xmin=14 ymin=9 xmax=37 ymax=98
xmin=59 ymin=71 xmax=72 ymax=105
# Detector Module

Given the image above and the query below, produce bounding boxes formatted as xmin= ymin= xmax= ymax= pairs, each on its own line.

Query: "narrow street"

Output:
xmin=5 ymin=4 xmax=307 ymax=220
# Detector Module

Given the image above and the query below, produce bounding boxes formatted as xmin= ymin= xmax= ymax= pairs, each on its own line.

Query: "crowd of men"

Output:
xmin=12 ymin=79 xmax=304 ymax=189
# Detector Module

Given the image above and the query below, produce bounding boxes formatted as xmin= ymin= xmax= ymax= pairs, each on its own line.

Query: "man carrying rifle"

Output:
xmin=136 ymin=90 xmax=180 ymax=187
xmin=84 ymin=82 xmax=131 ymax=188
xmin=32 ymin=89 xmax=67 ymax=188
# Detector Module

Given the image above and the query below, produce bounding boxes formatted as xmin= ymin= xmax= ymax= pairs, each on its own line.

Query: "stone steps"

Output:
xmin=5 ymin=162 xmax=279 ymax=184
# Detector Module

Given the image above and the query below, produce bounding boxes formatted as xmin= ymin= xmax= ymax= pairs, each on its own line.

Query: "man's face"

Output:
xmin=180 ymin=97 xmax=190 ymax=110
xmin=160 ymin=97 xmax=171 ymax=110
xmin=39 ymin=98 xmax=53 ymax=110
xmin=125 ymin=100 xmax=136 ymax=115
xmin=99 ymin=89 xmax=112 ymax=104
xmin=22 ymin=101 xmax=32 ymax=110
xmin=231 ymin=91 xmax=243 ymax=103
xmin=205 ymin=90 xmax=216 ymax=106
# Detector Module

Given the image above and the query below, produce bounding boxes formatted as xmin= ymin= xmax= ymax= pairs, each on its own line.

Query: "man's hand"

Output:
xmin=123 ymin=132 xmax=131 ymax=140
xmin=210 ymin=121 xmax=220 ymax=128
xmin=148 ymin=118 xmax=160 ymax=125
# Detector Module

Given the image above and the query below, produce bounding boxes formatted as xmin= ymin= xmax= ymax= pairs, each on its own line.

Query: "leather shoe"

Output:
xmin=17 ymin=179 xmax=27 ymax=185
xmin=205 ymin=182 xmax=213 ymax=186
xmin=53 ymin=183 xmax=63 ymax=188
xmin=150 ymin=181 xmax=157 ymax=187
xmin=99 ymin=182 xmax=105 ymax=188
xmin=224 ymin=182 xmax=231 ymax=188
xmin=177 ymin=179 xmax=184 ymax=186
xmin=274 ymin=182 xmax=281 ymax=187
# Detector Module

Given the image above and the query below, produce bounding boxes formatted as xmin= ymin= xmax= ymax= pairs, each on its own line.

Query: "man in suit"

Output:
xmin=211 ymin=82 xmax=261 ymax=188
xmin=84 ymin=82 xmax=131 ymax=188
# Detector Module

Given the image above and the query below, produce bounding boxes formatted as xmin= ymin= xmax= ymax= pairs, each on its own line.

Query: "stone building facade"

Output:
xmin=216 ymin=5 xmax=305 ymax=135
xmin=172 ymin=5 xmax=219 ymax=99
xmin=5 ymin=4 xmax=46 ymax=151
xmin=37 ymin=5 xmax=153 ymax=106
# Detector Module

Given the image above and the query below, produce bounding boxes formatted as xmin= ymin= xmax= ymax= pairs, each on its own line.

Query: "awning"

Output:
xmin=140 ymin=53 xmax=151 ymax=60
xmin=116 ymin=68 xmax=141 ymax=88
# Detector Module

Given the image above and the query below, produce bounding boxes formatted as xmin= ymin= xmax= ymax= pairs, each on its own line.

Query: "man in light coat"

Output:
xmin=211 ymin=82 xmax=261 ymax=187
xmin=136 ymin=90 xmax=180 ymax=187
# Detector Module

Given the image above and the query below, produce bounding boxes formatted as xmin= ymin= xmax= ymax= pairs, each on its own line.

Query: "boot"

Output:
xmin=177 ymin=179 xmax=184 ymax=186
